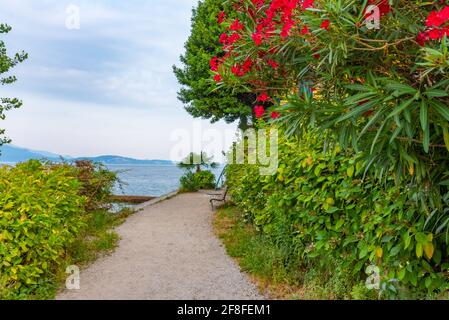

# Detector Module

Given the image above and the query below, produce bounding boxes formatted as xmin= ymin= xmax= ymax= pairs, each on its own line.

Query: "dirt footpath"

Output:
xmin=57 ymin=192 xmax=263 ymax=300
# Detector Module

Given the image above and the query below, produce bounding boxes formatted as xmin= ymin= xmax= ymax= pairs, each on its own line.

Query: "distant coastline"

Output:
xmin=0 ymin=144 xmax=175 ymax=166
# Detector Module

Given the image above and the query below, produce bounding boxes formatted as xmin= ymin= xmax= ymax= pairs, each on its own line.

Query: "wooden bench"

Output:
xmin=207 ymin=187 xmax=228 ymax=211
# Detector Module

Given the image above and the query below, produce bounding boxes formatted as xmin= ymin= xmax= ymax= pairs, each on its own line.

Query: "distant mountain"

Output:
xmin=0 ymin=145 xmax=61 ymax=163
xmin=74 ymin=156 xmax=174 ymax=166
xmin=0 ymin=145 xmax=174 ymax=165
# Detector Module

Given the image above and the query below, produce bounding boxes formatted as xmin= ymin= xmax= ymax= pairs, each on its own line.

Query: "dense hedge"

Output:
xmin=226 ymin=131 xmax=449 ymax=298
xmin=0 ymin=160 xmax=116 ymax=299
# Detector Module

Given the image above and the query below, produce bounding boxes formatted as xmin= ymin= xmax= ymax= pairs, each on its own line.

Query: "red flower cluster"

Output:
xmin=250 ymin=0 xmax=314 ymax=45
xmin=366 ymin=0 xmax=391 ymax=17
xmin=210 ymin=56 xmax=221 ymax=71
xmin=267 ymin=59 xmax=279 ymax=69
xmin=231 ymin=58 xmax=253 ymax=77
xmin=271 ymin=111 xmax=280 ymax=119
xmin=230 ymin=18 xmax=244 ymax=31
xmin=320 ymin=19 xmax=330 ymax=30
xmin=257 ymin=92 xmax=270 ymax=102
xmin=218 ymin=11 xmax=225 ymax=24
xmin=254 ymin=105 xmax=265 ymax=118
xmin=219 ymin=32 xmax=241 ymax=45
xmin=254 ymin=106 xmax=281 ymax=119
xmin=417 ymin=6 xmax=449 ymax=46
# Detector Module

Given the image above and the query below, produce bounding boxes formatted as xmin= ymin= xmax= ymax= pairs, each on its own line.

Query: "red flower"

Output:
xmin=227 ymin=32 xmax=241 ymax=45
xmin=321 ymin=19 xmax=330 ymax=30
xmin=428 ymin=28 xmax=441 ymax=40
xmin=302 ymin=0 xmax=315 ymax=10
xmin=281 ymin=19 xmax=294 ymax=37
xmin=301 ymin=25 xmax=310 ymax=35
xmin=229 ymin=18 xmax=244 ymax=31
xmin=366 ymin=0 xmax=391 ymax=17
xmin=210 ymin=56 xmax=220 ymax=71
xmin=213 ymin=74 xmax=222 ymax=82
xmin=218 ymin=11 xmax=225 ymax=24
xmin=231 ymin=65 xmax=242 ymax=77
xmin=426 ymin=6 xmax=449 ymax=28
xmin=416 ymin=32 xmax=428 ymax=46
xmin=271 ymin=111 xmax=280 ymax=119
xmin=313 ymin=53 xmax=321 ymax=59
xmin=257 ymin=92 xmax=270 ymax=102
xmin=252 ymin=32 xmax=263 ymax=46
xmin=254 ymin=105 xmax=265 ymax=118
xmin=219 ymin=33 xmax=228 ymax=44
xmin=242 ymin=57 xmax=253 ymax=73
xmin=267 ymin=59 xmax=279 ymax=69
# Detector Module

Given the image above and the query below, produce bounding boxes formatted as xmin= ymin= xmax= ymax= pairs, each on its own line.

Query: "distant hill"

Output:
xmin=0 ymin=145 xmax=174 ymax=165
xmin=0 ymin=145 xmax=61 ymax=163
xmin=73 ymin=156 xmax=174 ymax=166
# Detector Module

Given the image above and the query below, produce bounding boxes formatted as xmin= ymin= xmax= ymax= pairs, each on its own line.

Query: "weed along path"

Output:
xmin=57 ymin=192 xmax=263 ymax=300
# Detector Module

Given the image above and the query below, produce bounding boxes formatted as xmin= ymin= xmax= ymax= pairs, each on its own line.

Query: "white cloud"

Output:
xmin=0 ymin=0 xmax=240 ymax=160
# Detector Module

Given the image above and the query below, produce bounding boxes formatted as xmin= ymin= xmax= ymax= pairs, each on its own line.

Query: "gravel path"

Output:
xmin=57 ymin=192 xmax=263 ymax=300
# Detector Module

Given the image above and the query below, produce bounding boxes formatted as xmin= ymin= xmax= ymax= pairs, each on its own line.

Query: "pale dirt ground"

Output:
xmin=57 ymin=192 xmax=263 ymax=300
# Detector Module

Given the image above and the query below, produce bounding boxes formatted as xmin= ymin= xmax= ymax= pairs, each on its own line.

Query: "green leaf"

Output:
xmin=425 ymin=89 xmax=448 ymax=98
xmin=387 ymin=97 xmax=415 ymax=118
xmin=416 ymin=242 xmax=423 ymax=258
xmin=431 ymin=101 xmax=449 ymax=121
xmin=420 ymin=102 xmax=428 ymax=132
xmin=443 ymin=126 xmax=449 ymax=152
xmin=347 ymin=166 xmax=355 ymax=177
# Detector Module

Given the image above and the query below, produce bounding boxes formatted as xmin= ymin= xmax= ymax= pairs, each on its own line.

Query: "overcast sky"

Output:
xmin=0 ymin=0 xmax=236 ymax=161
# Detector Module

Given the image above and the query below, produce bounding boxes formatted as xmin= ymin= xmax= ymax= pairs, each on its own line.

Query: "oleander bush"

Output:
xmin=0 ymin=160 xmax=118 ymax=299
xmin=226 ymin=131 xmax=449 ymax=298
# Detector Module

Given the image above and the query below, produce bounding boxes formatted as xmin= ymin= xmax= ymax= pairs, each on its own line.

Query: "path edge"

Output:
xmin=133 ymin=190 xmax=179 ymax=211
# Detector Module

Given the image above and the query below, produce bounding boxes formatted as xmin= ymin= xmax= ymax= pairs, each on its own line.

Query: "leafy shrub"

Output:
xmin=180 ymin=172 xmax=197 ymax=192
xmin=194 ymin=170 xmax=216 ymax=189
xmin=0 ymin=160 xmax=86 ymax=299
xmin=74 ymin=160 xmax=117 ymax=211
xmin=0 ymin=160 xmax=118 ymax=299
xmin=226 ymin=131 xmax=449 ymax=299
xmin=180 ymin=170 xmax=216 ymax=192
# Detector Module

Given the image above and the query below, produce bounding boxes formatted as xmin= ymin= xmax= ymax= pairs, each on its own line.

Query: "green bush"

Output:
xmin=226 ymin=130 xmax=449 ymax=299
xmin=0 ymin=160 xmax=119 ymax=299
xmin=0 ymin=160 xmax=86 ymax=299
xmin=74 ymin=160 xmax=117 ymax=211
xmin=180 ymin=170 xmax=216 ymax=192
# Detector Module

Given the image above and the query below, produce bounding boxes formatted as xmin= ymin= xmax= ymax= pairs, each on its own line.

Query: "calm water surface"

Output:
xmin=107 ymin=165 xmax=224 ymax=197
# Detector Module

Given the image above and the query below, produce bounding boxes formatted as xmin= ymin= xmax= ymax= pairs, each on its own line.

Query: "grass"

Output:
xmin=213 ymin=205 xmax=305 ymax=299
xmin=213 ymin=205 xmax=376 ymax=300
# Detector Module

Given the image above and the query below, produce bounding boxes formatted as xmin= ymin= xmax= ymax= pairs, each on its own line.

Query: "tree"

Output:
xmin=173 ymin=0 xmax=256 ymax=130
xmin=177 ymin=151 xmax=218 ymax=173
xmin=0 ymin=23 xmax=28 ymax=146
xmin=212 ymin=0 xmax=449 ymax=216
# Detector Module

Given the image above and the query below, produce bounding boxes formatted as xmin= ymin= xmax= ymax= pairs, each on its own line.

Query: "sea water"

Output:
xmin=107 ymin=164 xmax=225 ymax=197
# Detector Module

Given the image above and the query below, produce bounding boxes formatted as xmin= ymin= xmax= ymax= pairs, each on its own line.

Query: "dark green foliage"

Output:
xmin=173 ymin=0 xmax=254 ymax=129
xmin=0 ymin=23 xmax=28 ymax=146
xmin=180 ymin=170 xmax=216 ymax=192
xmin=194 ymin=170 xmax=216 ymax=189
xmin=226 ymin=131 xmax=449 ymax=299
